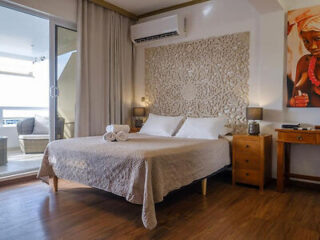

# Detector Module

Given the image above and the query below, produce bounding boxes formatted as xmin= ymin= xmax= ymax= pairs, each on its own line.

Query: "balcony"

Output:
xmin=0 ymin=106 xmax=48 ymax=178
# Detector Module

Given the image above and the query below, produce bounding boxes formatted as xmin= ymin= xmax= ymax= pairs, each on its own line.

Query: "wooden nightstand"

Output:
xmin=130 ymin=127 xmax=141 ymax=133
xmin=232 ymin=135 xmax=272 ymax=191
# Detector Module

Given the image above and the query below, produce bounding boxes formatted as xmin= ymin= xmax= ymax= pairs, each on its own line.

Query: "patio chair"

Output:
xmin=16 ymin=117 xmax=65 ymax=154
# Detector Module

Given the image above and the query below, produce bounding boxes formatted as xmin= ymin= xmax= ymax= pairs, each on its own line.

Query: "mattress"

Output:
xmin=38 ymin=133 xmax=231 ymax=229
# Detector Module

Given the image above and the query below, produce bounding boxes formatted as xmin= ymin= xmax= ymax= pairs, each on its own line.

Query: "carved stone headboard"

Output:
xmin=145 ymin=32 xmax=249 ymax=133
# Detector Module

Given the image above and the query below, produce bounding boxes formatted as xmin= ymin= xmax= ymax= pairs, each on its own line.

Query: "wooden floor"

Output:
xmin=0 ymin=172 xmax=319 ymax=240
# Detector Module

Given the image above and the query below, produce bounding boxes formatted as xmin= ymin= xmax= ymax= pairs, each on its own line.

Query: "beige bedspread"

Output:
xmin=37 ymin=133 xmax=230 ymax=229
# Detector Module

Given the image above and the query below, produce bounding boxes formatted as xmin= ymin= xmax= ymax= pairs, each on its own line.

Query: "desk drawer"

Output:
xmin=235 ymin=156 xmax=260 ymax=170
xmin=235 ymin=169 xmax=259 ymax=185
xmin=278 ymin=132 xmax=316 ymax=144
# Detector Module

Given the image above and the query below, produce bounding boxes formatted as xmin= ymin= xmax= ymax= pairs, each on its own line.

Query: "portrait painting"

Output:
xmin=287 ymin=5 xmax=320 ymax=107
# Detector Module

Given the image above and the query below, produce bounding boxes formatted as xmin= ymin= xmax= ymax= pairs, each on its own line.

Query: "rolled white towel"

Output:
xmin=103 ymin=132 xmax=116 ymax=142
xmin=106 ymin=124 xmax=130 ymax=133
xmin=115 ymin=131 xmax=129 ymax=142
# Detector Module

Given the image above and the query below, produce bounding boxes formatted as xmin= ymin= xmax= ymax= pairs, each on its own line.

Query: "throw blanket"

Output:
xmin=37 ymin=134 xmax=230 ymax=229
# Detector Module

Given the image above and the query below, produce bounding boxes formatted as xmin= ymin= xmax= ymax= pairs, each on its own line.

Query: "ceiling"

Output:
xmin=105 ymin=0 xmax=191 ymax=15
xmin=248 ymin=0 xmax=283 ymax=14
xmin=279 ymin=0 xmax=320 ymax=11
xmin=0 ymin=5 xmax=49 ymax=60
xmin=57 ymin=27 xmax=77 ymax=56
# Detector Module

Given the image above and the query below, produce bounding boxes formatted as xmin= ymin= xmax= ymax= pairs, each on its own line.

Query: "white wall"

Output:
xmin=4 ymin=0 xmax=77 ymax=23
xmin=58 ymin=53 xmax=77 ymax=139
xmin=257 ymin=9 xmax=286 ymax=177
xmin=134 ymin=0 xmax=320 ymax=181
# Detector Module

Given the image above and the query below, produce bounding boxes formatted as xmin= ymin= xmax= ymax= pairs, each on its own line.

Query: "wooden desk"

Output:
xmin=276 ymin=129 xmax=320 ymax=192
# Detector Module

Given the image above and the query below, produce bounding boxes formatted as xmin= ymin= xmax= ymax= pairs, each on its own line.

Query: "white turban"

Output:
xmin=299 ymin=15 xmax=320 ymax=32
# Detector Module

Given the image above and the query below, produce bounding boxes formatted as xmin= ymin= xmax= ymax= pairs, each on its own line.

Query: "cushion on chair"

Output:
xmin=32 ymin=115 xmax=49 ymax=134
xmin=16 ymin=118 xmax=35 ymax=135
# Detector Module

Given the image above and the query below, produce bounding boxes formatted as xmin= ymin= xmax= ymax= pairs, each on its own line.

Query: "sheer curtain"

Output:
xmin=75 ymin=0 xmax=133 ymax=137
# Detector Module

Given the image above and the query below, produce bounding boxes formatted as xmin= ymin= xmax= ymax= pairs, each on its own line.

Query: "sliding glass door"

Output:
xmin=0 ymin=4 xmax=49 ymax=178
xmin=53 ymin=26 xmax=77 ymax=140
xmin=0 ymin=1 xmax=77 ymax=180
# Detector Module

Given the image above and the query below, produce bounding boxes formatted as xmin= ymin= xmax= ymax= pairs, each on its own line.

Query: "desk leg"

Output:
xmin=277 ymin=142 xmax=285 ymax=192
xmin=285 ymin=143 xmax=291 ymax=184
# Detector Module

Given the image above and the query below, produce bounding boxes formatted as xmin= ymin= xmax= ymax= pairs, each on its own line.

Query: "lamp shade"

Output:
xmin=133 ymin=107 xmax=146 ymax=117
xmin=246 ymin=107 xmax=263 ymax=120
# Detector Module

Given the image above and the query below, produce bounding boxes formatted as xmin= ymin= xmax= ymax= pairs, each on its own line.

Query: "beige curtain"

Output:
xmin=75 ymin=0 xmax=133 ymax=137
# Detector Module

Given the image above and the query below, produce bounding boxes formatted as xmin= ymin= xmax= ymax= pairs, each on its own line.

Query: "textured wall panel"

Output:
xmin=145 ymin=32 xmax=250 ymax=133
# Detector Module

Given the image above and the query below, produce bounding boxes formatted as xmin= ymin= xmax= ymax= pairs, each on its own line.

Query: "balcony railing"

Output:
xmin=0 ymin=106 xmax=48 ymax=127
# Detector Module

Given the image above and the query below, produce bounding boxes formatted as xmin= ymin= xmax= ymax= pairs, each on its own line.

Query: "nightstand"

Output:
xmin=130 ymin=127 xmax=141 ymax=133
xmin=232 ymin=135 xmax=272 ymax=191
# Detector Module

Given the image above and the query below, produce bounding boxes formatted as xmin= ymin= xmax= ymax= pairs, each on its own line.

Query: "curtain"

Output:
xmin=75 ymin=0 xmax=133 ymax=137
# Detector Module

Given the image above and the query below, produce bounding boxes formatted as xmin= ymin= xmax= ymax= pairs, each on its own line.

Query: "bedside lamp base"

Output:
xmin=248 ymin=121 xmax=260 ymax=135
xmin=135 ymin=119 xmax=143 ymax=128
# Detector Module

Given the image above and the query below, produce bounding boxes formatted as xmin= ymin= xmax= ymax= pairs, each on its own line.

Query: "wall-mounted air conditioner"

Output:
xmin=131 ymin=15 xmax=186 ymax=45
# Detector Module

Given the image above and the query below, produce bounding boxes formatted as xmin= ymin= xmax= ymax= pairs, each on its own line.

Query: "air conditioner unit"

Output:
xmin=131 ymin=15 xmax=186 ymax=45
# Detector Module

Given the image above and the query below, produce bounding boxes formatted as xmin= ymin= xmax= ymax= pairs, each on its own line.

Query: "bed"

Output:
xmin=37 ymin=133 xmax=231 ymax=229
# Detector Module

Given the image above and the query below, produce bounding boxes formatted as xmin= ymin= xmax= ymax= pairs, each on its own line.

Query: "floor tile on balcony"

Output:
xmin=0 ymin=148 xmax=42 ymax=178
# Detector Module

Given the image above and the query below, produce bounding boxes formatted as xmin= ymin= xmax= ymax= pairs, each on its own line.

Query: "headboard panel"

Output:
xmin=145 ymin=32 xmax=249 ymax=133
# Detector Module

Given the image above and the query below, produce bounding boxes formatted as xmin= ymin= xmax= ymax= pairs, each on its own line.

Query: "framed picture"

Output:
xmin=287 ymin=5 xmax=320 ymax=107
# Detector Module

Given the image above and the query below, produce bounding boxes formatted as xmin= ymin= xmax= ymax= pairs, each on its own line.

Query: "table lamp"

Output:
xmin=246 ymin=107 xmax=263 ymax=135
xmin=133 ymin=107 xmax=146 ymax=128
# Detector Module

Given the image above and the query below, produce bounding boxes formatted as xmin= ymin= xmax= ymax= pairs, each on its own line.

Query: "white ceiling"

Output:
xmin=248 ymin=0 xmax=283 ymax=14
xmin=279 ymin=0 xmax=320 ymax=11
xmin=105 ymin=0 xmax=191 ymax=15
xmin=108 ymin=0 xmax=320 ymax=16
xmin=0 ymin=5 xmax=49 ymax=60
xmin=57 ymin=27 xmax=77 ymax=56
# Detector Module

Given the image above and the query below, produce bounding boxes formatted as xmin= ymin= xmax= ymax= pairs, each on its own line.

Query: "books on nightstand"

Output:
xmin=281 ymin=123 xmax=313 ymax=131
xmin=281 ymin=123 xmax=300 ymax=129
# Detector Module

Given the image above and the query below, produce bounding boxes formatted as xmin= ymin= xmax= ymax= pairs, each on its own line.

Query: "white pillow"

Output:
xmin=221 ymin=127 xmax=233 ymax=136
xmin=175 ymin=116 xmax=227 ymax=140
xmin=32 ymin=115 xmax=49 ymax=134
xmin=139 ymin=113 xmax=184 ymax=137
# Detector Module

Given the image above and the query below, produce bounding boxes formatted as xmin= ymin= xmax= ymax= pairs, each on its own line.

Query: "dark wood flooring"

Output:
xmin=0 ymin=172 xmax=319 ymax=240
